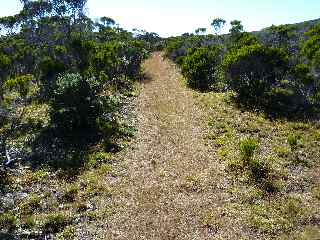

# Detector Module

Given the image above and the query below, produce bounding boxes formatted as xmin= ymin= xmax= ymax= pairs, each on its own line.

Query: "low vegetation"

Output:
xmin=197 ymin=91 xmax=320 ymax=238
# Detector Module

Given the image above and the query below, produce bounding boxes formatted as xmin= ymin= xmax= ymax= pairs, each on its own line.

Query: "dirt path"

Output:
xmin=80 ymin=53 xmax=231 ymax=239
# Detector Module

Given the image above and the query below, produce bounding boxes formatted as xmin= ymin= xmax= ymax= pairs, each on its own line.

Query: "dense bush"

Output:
xmin=220 ymin=44 xmax=289 ymax=106
xmin=181 ymin=46 xmax=222 ymax=91
xmin=301 ymin=23 xmax=320 ymax=69
xmin=0 ymin=0 xmax=150 ymax=169
xmin=301 ymin=23 xmax=320 ymax=107
xmin=0 ymin=53 xmax=11 ymax=101
xmin=265 ymin=24 xmax=296 ymax=52
xmin=165 ymin=38 xmax=186 ymax=61
xmin=162 ymin=19 xmax=320 ymax=118
xmin=165 ymin=34 xmax=220 ymax=63
xmin=228 ymin=32 xmax=260 ymax=51
xmin=4 ymin=74 xmax=33 ymax=99
xmin=135 ymin=30 xmax=164 ymax=51
xmin=50 ymin=73 xmax=102 ymax=132
xmin=164 ymin=20 xmax=320 ymax=114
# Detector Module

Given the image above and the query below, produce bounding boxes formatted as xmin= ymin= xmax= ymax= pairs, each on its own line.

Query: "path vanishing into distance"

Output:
xmin=78 ymin=53 xmax=239 ymax=239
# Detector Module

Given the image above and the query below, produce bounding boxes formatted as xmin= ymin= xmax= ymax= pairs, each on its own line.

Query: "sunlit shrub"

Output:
xmin=181 ymin=46 xmax=222 ymax=91
xmin=221 ymin=44 xmax=289 ymax=106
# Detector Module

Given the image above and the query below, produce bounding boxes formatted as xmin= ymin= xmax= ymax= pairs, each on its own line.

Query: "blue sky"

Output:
xmin=0 ymin=0 xmax=319 ymax=37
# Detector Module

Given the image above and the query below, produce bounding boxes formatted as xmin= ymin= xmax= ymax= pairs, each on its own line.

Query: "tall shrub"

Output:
xmin=181 ymin=46 xmax=222 ymax=91
xmin=221 ymin=44 xmax=289 ymax=106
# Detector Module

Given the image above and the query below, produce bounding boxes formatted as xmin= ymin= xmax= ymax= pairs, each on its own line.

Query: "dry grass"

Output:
xmin=196 ymin=91 xmax=320 ymax=239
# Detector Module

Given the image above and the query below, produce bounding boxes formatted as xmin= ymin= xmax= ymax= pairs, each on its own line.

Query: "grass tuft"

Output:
xmin=240 ymin=138 xmax=259 ymax=162
xmin=0 ymin=212 xmax=17 ymax=232
xmin=41 ymin=213 xmax=71 ymax=233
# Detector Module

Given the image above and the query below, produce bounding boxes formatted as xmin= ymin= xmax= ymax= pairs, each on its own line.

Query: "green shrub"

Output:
xmin=262 ymin=178 xmax=281 ymax=193
xmin=50 ymin=73 xmax=102 ymax=132
xmin=248 ymin=197 xmax=309 ymax=234
xmin=87 ymin=152 xmax=111 ymax=168
xmin=313 ymin=130 xmax=320 ymax=141
xmin=42 ymin=213 xmax=71 ymax=233
xmin=239 ymin=138 xmax=277 ymax=192
xmin=247 ymin=159 xmax=278 ymax=192
xmin=287 ymin=64 xmax=318 ymax=111
xmin=290 ymin=64 xmax=314 ymax=85
xmin=28 ymin=194 xmax=41 ymax=209
xmin=0 ymin=167 xmax=10 ymax=188
xmin=274 ymin=146 xmax=290 ymax=158
xmin=266 ymin=24 xmax=296 ymax=50
xmin=32 ymin=169 xmax=49 ymax=183
xmin=4 ymin=74 xmax=33 ymax=98
xmin=301 ymin=23 xmax=320 ymax=107
xmin=57 ymin=225 xmax=76 ymax=240
xmin=0 ymin=53 xmax=11 ymax=69
xmin=23 ymin=215 xmax=36 ymax=229
xmin=228 ymin=32 xmax=259 ymax=51
xmin=165 ymin=38 xmax=185 ymax=60
xmin=96 ymin=117 xmax=116 ymax=138
xmin=98 ymin=163 xmax=113 ymax=175
xmin=181 ymin=46 xmax=222 ymax=91
xmin=240 ymin=138 xmax=259 ymax=161
xmin=0 ymin=212 xmax=17 ymax=232
xmin=40 ymin=56 xmax=66 ymax=95
xmin=0 ymin=53 xmax=11 ymax=101
xmin=221 ymin=44 xmax=289 ymax=106
xmin=176 ymin=56 xmax=185 ymax=66
xmin=61 ymin=184 xmax=79 ymax=202
xmin=87 ymin=40 xmax=146 ymax=86
xmin=266 ymin=80 xmax=299 ymax=112
xmin=248 ymin=158 xmax=269 ymax=181
xmin=302 ymin=23 xmax=320 ymax=68
xmin=312 ymin=186 xmax=320 ymax=200
xmin=287 ymin=134 xmax=300 ymax=151
xmin=75 ymin=201 xmax=88 ymax=212
xmin=20 ymin=195 xmax=41 ymax=215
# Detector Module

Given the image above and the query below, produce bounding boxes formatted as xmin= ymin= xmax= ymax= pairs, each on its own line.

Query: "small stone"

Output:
xmin=1 ymin=194 xmax=15 ymax=210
